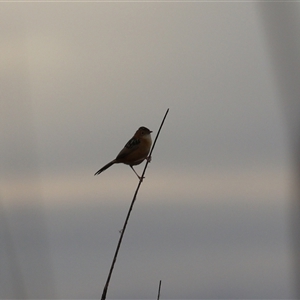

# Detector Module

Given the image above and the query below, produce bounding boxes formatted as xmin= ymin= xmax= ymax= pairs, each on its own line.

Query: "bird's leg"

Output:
xmin=130 ymin=165 xmax=144 ymax=181
xmin=146 ymin=156 xmax=152 ymax=163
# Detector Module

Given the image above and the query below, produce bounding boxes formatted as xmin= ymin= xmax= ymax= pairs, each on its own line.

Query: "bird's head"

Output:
xmin=135 ymin=126 xmax=152 ymax=140
xmin=138 ymin=126 xmax=152 ymax=135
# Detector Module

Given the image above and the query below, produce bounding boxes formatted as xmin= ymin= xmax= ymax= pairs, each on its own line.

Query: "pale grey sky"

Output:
xmin=1 ymin=2 xmax=298 ymax=299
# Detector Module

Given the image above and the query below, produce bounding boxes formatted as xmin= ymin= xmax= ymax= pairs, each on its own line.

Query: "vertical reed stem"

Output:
xmin=157 ymin=280 xmax=162 ymax=300
xmin=101 ymin=109 xmax=169 ymax=300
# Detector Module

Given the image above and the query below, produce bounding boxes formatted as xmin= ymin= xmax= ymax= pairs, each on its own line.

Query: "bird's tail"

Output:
xmin=94 ymin=160 xmax=116 ymax=176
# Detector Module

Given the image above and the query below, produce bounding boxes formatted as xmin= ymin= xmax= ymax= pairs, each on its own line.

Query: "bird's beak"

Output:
xmin=150 ymin=130 xmax=153 ymax=133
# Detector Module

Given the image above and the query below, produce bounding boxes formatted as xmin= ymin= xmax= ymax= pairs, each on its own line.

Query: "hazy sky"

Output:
xmin=1 ymin=2 xmax=298 ymax=299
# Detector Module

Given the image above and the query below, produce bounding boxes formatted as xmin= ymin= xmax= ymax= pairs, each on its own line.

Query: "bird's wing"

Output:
xmin=116 ymin=137 xmax=140 ymax=160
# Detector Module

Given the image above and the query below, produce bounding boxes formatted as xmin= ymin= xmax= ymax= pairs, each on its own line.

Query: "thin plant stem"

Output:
xmin=157 ymin=280 xmax=162 ymax=300
xmin=101 ymin=108 xmax=169 ymax=300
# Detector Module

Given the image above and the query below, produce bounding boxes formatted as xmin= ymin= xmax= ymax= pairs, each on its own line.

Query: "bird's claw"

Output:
xmin=138 ymin=175 xmax=145 ymax=182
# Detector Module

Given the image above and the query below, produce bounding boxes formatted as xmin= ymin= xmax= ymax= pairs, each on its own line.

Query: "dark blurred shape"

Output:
xmin=258 ymin=3 xmax=300 ymax=298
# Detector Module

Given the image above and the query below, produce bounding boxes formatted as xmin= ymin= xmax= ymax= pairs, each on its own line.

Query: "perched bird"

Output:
xmin=94 ymin=126 xmax=152 ymax=179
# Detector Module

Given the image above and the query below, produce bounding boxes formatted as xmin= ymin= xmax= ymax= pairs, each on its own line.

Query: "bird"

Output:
xmin=94 ymin=126 xmax=152 ymax=179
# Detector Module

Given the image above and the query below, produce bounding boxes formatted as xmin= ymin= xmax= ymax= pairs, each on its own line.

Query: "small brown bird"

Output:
xmin=94 ymin=126 xmax=152 ymax=179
